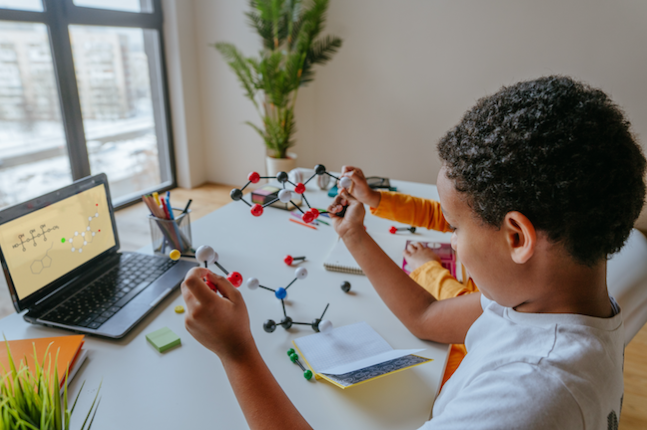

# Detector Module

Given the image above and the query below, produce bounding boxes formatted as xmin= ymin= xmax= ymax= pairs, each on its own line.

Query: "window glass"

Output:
xmin=0 ymin=21 xmax=72 ymax=209
xmin=0 ymin=0 xmax=43 ymax=12
xmin=69 ymin=25 xmax=171 ymax=202
xmin=73 ymin=0 xmax=153 ymax=14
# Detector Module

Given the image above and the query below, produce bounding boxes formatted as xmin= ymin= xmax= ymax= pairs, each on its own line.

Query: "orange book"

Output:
xmin=0 ymin=335 xmax=85 ymax=390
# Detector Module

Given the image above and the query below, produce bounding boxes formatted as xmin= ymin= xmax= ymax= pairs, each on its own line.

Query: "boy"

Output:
xmin=181 ymin=76 xmax=646 ymax=429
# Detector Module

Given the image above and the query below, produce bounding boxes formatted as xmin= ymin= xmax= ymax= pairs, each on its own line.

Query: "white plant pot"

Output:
xmin=265 ymin=152 xmax=297 ymax=177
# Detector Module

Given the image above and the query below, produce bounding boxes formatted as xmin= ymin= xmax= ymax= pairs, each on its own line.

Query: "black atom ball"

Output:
xmin=263 ymin=319 xmax=277 ymax=333
xmin=230 ymin=188 xmax=243 ymax=201
xmin=341 ymin=281 xmax=351 ymax=293
xmin=314 ymin=164 xmax=326 ymax=175
xmin=276 ymin=171 xmax=288 ymax=183
xmin=280 ymin=316 xmax=293 ymax=329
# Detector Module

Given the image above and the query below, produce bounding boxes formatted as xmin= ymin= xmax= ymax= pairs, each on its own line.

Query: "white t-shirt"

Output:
xmin=420 ymin=294 xmax=624 ymax=430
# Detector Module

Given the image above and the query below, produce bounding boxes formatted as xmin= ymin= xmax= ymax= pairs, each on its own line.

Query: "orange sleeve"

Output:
xmin=369 ymin=191 xmax=453 ymax=232
xmin=409 ymin=260 xmax=479 ymax=300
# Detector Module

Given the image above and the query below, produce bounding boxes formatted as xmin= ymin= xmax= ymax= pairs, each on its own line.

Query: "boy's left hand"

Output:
xmin=181 ymin=267 xmax=254 ymax=362
xmin=328 ymin=189 xmax=366 ymax=239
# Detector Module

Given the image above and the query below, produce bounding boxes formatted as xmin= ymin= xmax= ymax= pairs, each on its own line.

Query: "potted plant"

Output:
xmin=214 ymin=0 xmax=342 ymax=176
xmin=1 ymin=342 xmax=101 ymax=429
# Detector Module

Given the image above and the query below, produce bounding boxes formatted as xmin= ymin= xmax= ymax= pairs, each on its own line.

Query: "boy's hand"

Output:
xmin=328 ymin=188 xmax=366 ymax=239
xmin=340 ymin=166 xmax=381 ymax=208
xmin=181 ymin=267 xmax=254 ymax=362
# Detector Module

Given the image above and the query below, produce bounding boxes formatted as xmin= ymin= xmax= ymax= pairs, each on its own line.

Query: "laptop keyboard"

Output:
xmin=42 ymin=254 xmax=178 ymax=329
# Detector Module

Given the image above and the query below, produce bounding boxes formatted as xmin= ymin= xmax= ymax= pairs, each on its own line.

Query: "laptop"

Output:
xmin=0 ymin=174 xmax=197 ymax=338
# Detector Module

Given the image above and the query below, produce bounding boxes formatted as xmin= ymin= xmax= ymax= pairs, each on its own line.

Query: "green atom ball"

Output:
xmin=61 ymin=238 xmax=65 ymax=243
xmin=304 ymin=370 xmax=313 ymax=380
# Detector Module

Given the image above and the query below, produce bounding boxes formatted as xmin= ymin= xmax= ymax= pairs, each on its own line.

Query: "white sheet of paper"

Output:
xmin=293 ymin=322 xmax=425 ymax=375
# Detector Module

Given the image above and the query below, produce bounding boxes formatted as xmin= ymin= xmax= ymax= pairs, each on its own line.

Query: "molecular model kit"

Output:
xmin=246 ymin=268 xmax=333 ymax=334
xmin=173 ymin=246 xmax=352 ymax=336
xmin=229 ymin=164 xmax=352 ymax=223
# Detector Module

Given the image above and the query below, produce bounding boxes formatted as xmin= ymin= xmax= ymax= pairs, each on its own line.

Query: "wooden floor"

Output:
xmin=0 ymin=182 xmax=645 ymax=428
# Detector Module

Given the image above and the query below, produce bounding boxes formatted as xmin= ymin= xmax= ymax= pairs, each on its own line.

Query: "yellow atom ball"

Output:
xmin=169 ymin=249 xmax=181 ymax=261
xmin=174 ymin=305 xmax=185 ymax=314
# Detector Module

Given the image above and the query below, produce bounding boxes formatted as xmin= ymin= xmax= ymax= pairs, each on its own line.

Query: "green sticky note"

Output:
xmin=146 ymin=327 xmax=181 ymax=353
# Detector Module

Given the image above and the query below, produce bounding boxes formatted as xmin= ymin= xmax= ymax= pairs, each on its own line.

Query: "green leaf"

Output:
xmin=214 ymin=0 xmax=341 ymax=156
xmin=213 ymin=43 xmax=259 ymax=105
xmin=1 ymin=340 xmax=101 ymax=430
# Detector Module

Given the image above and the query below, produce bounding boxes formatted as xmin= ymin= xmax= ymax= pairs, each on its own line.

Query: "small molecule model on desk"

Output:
xmin=284 ymin=254 xmax=306 ymax=266
xmin=230 ymin=164 xmax=349 ymax=224
xmin=287 ymin=348 xmax=313 ymax=380
xmin=389 ymin=226 xmax=417 ymax=234
xmin=246 ymin=268 xmax=333 ymax=334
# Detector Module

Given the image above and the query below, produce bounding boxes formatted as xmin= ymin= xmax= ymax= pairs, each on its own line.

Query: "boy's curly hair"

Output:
xmin=438 ymin=76 xmax=646 ymax=266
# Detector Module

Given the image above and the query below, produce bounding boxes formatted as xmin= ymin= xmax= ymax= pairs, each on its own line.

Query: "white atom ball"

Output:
xmin=319 ymin=320 xmax=333 ymax=334
xmin=195 ymin=245 xmax=216 ymax=265
xmin=295 ymin=267 xmax=308 ymax=280
xmin=278 ymin=189 xmax=292 ymax=203
xmin=339 ymin=176 xmax=352 ymax=189
xmin=246 ymin=277 xmax=260 ymax=290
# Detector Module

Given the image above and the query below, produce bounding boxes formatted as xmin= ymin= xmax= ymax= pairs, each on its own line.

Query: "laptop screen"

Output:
xmin=0 ymin=183 xmax=116 ymax=301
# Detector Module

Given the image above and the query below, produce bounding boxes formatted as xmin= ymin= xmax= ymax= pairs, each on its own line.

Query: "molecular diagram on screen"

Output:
xmin=64 ymin=205 xmax=102 ymax=254
xmin=229 ymin=164 xmax=352 ymax=224
xmin=12 ymin=224 xmax=59 ymax=251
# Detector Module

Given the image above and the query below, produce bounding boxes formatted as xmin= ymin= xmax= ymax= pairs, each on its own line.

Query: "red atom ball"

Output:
xmin=309 ymin=208 xmax=320 ymax=219
xmin=205 ymin=278 xmax=218 ymax=292
xmin=284 ymin=255 xmax=294 ymax=265
xmin=227 ymin=272 xmax=243 ymax=287
xmin=389 ymin=226 xmax=397 ymax=234
xmin=251 ymin=204 xmax=263 ymax=217
xmin=248 ymin=172 xmax=261 ymax=183
xmin=294 ymin=183 xmax=306 ymax=194
xmin=302 ymin=211 xmax=315 ymax=224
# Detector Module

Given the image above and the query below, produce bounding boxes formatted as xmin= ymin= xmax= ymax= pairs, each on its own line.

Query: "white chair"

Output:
xmin=607 ymin=229 xmax=647 ymax=344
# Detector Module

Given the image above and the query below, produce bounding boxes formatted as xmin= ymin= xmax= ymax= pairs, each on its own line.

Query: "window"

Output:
xmin=0 ymin=0 xmax=175 ymax=210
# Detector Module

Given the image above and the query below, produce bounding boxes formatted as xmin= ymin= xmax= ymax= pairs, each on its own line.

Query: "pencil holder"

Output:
xmin=149 ymin=210 xmax=193 ymax=256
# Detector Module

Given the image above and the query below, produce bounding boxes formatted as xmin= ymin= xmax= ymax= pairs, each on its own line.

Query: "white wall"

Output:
xmin=171 ymin=0 xmax=647 ymax=229
xmin=162 ymin=0 xmax=206 ymax=188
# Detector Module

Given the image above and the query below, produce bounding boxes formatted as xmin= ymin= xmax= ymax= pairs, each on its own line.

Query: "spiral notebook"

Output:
xmin=322 ymin=233 xmax=408 ymax=275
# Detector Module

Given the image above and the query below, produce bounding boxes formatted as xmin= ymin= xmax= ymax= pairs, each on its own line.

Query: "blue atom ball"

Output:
xmin=275 ymin=287 xmax=287 ymax=300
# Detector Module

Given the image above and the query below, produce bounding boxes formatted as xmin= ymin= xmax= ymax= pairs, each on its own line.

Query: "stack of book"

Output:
xmin=0 ymin=335 xmax=87 ymax=394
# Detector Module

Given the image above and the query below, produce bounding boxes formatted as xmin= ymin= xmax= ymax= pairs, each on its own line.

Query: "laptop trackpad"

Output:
xmin=100 ymin=300 xmax=151 ymax=337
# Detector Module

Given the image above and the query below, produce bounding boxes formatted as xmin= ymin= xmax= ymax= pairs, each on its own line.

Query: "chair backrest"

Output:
xmin=607 ymin=229 xmax=647 ymax=345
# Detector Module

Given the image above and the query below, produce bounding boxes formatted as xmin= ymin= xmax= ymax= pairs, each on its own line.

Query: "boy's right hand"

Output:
xmin=340 ymin=166 xmax=382 ymax=208
xmin=181 ymin=268 xmax=254 ymax=363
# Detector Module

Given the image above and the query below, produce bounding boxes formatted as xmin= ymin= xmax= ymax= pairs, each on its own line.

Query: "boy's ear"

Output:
xmin=502 ymin=211 xmax=536 ymax=264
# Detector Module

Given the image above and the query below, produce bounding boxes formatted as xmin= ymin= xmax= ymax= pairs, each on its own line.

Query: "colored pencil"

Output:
xmin=289 ymin=218 xmax=317 ymax=230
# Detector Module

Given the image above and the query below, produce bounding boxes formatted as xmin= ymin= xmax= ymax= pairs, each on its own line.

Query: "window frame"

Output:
xmin=0 ymin=0 xmax=177 ymax=209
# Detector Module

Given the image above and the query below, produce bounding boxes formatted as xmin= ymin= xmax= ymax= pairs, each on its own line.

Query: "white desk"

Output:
xmin=0 ymin=180 xmax=451 ymax=429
